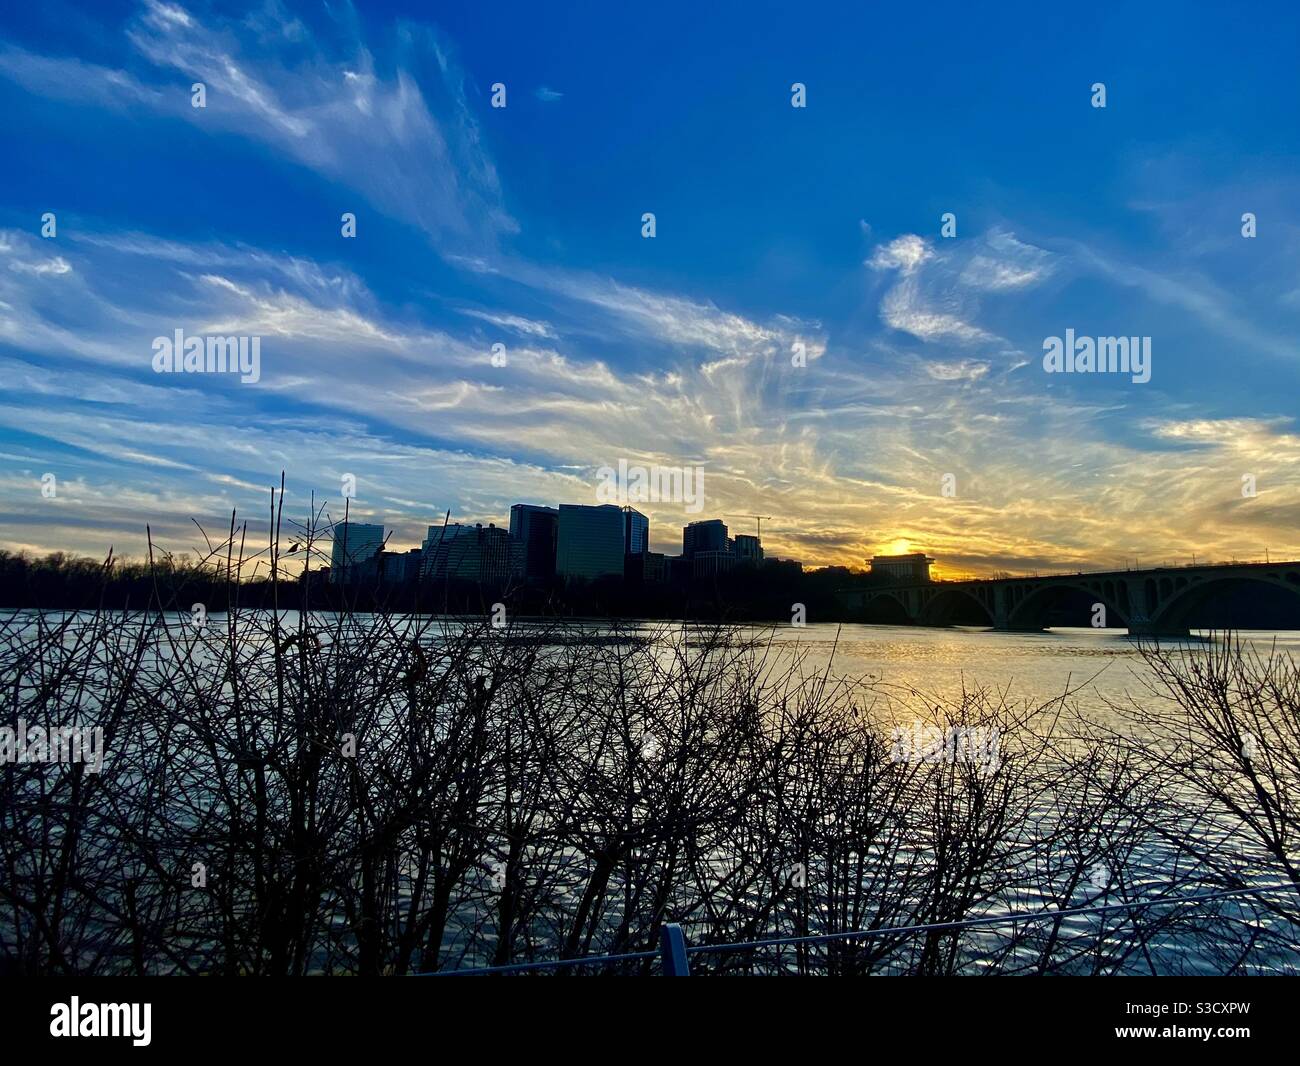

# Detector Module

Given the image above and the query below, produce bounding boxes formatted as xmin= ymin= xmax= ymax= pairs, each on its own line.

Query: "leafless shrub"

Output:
xmin=2 ymin=504 xmax=1296 ymax=975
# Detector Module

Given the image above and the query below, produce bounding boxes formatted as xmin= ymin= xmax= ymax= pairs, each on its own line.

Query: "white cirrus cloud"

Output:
xmin=867 ymin=234 xmax=933 ymax=275
xmin=0 ymin=0 xmax=516 ymax=251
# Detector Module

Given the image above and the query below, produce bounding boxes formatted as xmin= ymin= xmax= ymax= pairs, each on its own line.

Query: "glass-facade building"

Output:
xmin=623 ymin=507 xmax=649 ymax=555
xmin=421 ymin=522 xmax=520 ymax=584
xmin=683 ymin=519 xmax=728 ymax=558
xmin=556 ymin=504 xmax=625 ymax=580
xmin=420 ymin=523 xmax=472 ymax=579
xmin=442 ymin=524 xmax=519 ymax=584
xmin=734 ymin=534 xmax=764 ymax=564
xmin=330 ymin=522 xmax=385 ymax=583
xmin=510 ymin=504 xmax=559 ymax=583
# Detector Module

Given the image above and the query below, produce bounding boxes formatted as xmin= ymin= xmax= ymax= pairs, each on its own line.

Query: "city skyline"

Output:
xmin=2 ymin=1 xmax=1300 ymax=579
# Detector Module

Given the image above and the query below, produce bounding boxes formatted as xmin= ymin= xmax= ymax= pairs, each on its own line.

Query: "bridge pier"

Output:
xmin=1124 ymin=592 xmax=1189 ymax=637
xmin=992 ymin=589 xmax=1043 ymax=632
xmin=1125 ymin=618 xmax=1189 ymax=639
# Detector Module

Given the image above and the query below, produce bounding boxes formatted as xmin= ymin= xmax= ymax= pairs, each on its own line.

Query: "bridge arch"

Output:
xmin=1007 ymin=582 xmax=1130 ymax=631
xmin=1149 ymin=572 xmax=1300 ymax=632
xmin=858 ymin=591 xmax=912 ymax=625
xmin=917 ymin=587 xmax=995 ymax=627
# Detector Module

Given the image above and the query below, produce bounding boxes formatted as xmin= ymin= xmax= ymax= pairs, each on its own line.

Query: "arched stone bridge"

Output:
xmin=837 ymin=561 xmax=1300 ymax=636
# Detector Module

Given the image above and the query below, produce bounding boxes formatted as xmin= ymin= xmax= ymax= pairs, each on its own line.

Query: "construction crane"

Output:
xmin=730 ymin=515 xmax=774 ymax=539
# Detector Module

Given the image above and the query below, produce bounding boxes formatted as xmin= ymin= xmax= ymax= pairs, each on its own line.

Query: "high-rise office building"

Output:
xmin=442 ymin=524 xmax=519 ymax=584
xmin=556 ymin=504 xmax=625 ymax=580
xmin=734 ymin=534 xmax=764 ymax=565
xmin=402 ymin=548 xmax=425 ymax=583
xmin=330 ymin=522 xmax=385 ymax=583
xmin=682 ymin=518 xmax=728 ymax=558
xmin=691 ymin=550 xmax=735 ymax=579
xmin=421 ymin=522 xmax=520 ymax=583
xmin=372 ymin=548 xmax=424 ymax=584
xmin=626 ymin=550 xmax=669 ymax=584
xmin=421 ymin=522 xmax=471 ymax=579
xmin=623 ymin=506 xmax=649 ymax=555
xmin=510 ymin=504 xmax=559 ymax=583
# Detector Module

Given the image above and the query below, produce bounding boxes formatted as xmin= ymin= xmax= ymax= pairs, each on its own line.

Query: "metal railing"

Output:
xmin=420 ymin=880 xmax=1300 ymax=976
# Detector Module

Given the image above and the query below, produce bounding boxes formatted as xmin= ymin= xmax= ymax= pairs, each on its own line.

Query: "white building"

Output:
xmin=869 ymin=553 xmax=933 ymax=584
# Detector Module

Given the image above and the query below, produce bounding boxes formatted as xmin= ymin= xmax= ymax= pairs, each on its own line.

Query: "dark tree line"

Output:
xmin=0 ymin=545 xmax=877 ymax=622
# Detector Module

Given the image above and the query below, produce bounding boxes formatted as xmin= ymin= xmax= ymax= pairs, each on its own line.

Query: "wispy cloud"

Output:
xmin=2 ymin=3 xmax=1298 ymax=575
xmin=3 ymin=219 xmax=1297 ymax=572
xmin=0 ymin=0 xmax=516 ymax=250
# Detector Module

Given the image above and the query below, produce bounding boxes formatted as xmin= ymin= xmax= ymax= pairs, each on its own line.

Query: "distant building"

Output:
xmin=556 ymin=504 xmax=625 ymax=580
xmin=510 ymin=504 xmax=559 ymax=583
xmin=870 ymin=552 xmax=933 ymax=584
xmin=691 ymin=549 xmax=735 ymax=579
xmin=449 ymin=524 xmax=518 ymax=584
xmin=421 ymin=523 xmax=474 ymax=580
xmin=371 ymin=550 xmax=397 ymax=583
xmin=330 ymin=522 xmax=385 ymax=583
xmin=734 ymin=534 xmax=764 ymax=565
xmin=683 ymin=519 xmax=728 ymax=558
xmin=372 ymin=548 xmax=423 ymax=584
xmin=402 ymin=548 xmax=424 ymax=583
xmin=667 ymin=555 xmax=692 ymax=584
xmin=623 ymin=506 xmax=649 ymax=555
xmin=625 ymin=550 xmax=669 ymax=584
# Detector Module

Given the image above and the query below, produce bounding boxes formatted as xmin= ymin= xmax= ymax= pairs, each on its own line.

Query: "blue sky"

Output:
xmin=1 ymin=0 xmax=1298 ymax=575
